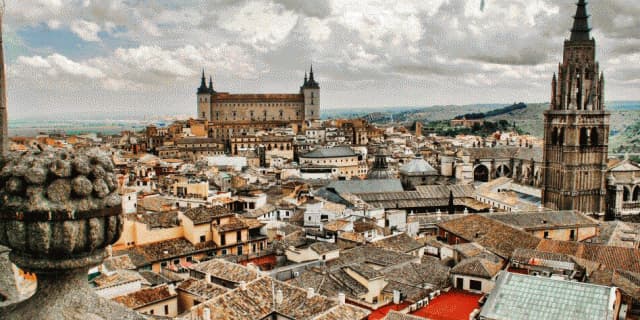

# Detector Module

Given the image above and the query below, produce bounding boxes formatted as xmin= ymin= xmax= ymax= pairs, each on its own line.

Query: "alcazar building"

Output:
xmin=197 ymin=66 xmax=320 ymax=141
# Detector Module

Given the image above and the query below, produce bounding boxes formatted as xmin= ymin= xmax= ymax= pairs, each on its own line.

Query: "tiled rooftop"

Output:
xmin=370 ymin=233 xmax=424 ymax=254
xmin=486 ymin=210 xmax=599 ymax=231
xmin=410 ymin=289 xmax=482 ymax=320
xmin=190 ymin=259 xmax=259 ymax=284
xmin=536 ymin=239 xmax=640 ymax=273
xmin=437 ymin=214 xmax=541 ymax=258
xmin=190 ymin=276 xmax=369 ymax=320
xmin=112 ymin=284 xmax=176 ymax=309
xmin=183 ymin=206 xmax=233 ymax=225
xmin=480 ymin=271 xmax=617 ymax=320
xmin=176 ymin=278 xmax=228 ymax=300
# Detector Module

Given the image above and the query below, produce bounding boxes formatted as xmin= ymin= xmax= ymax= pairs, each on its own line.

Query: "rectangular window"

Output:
xmin=470 ymin=280 xmax=482 ymax=291
xmin=237 ymin=231 xmax=242 ymax=242
xmin=220 ymin=233 xmax=225 ymax=246
xmin=164 ymin=305 xmax=169 ymax=315
xmin=544 ymin=231 xmax=549 ymax=239
xmin=569 ymin=230 xmax=576 ymax=241
xmin=200 ymin=235 xmax=206 ymax=243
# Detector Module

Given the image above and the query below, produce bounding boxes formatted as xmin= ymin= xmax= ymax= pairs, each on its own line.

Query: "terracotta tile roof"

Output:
xmin=487 ymin=210 xmax=599 ymax=231
xmin=437 ymin=214 xmax=541 ymax=258
xmin=112 ymin=284 xmax=176 ymax=309
xmin=370 ymin=233 xmax=424 ymax=254
xmin=344 ymin=264 xmax=383 ymax=280
xmin=193 ymin=276 xmax=369 ymax=320
xmin=93 ymin=269 xmax=147 ymax=289
xmin=216 ymin=216 xmax=249 ymax=232
xmin=323 ymin=219 xmax=352 ymax=233
xmin=238 ymin=217 xmax=264 ymax=230
xmin=330 ymin=246 xmax=419 ymax=270
xmin=118 ymin=238 xmax=217 ymax=267
xmin=451 ymin=253 xmax=505 ymax=278
xmin=176 ymin=278 xmax=228 ymax=300
xmin=309 ymin=242 xmax=340 ymax=255
xmin=536 ymin=239 xmax=640 ymax=273
xmin=183 ymin=206 xmax=233 ymax=225
xmin=190 ymin=259 xmax=259 ymax=284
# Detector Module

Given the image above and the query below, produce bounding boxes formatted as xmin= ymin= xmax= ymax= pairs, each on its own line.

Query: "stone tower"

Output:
xmin=542 ymin=0 xmax=610 ymax=214
xmin=0 ymin=8 xmax=8 ymax=157
xmin=301 ymin=65 xmax=320 ymax=121
xmin=197 ymin=70 xmax=211 ymax=120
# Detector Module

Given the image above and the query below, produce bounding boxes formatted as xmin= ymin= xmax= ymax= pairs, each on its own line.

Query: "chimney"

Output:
xmin=239 ymin=281 xmax=246 ymax=290
xmin=338 ymin=292 xmax=345 ymax=305
xmin=393 ymin=290 xmax=401 ymax=304
xmin=307 ymin=287 xmax=315 ymax=299
xmin=276 ymin=289 xmax=284 ymax=304
xmin=203 ymin=307 xmax=211 ymax=320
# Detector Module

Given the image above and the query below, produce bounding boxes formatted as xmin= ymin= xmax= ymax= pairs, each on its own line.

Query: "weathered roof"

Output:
xmin=309 ymin=242 xmax=340 ymax=255
xmin=344 ymin=263 xmax=383 ymax=280
xmin=194 ymin=276 xmax=369 ymax=320
xmin=415 ymin=184 xmax=475 ymax=199
xmin=437 ymin=214 xmax=541 ymax=258
xmin=183 ymin=206 xmax=233 ymax=225
xmin=102 ymin=254 xmax=136 ymax=271
xmin=112 ymin=284 xmax=176 ymax=310
xmin=327 ymin=179 xmax=404 ymax=195
xmin=118 ymin=238 xmax=216 ymax=267
xmin=301 ymin=146 xmax=357 ymax=158
xmin=176 ymin=278 xmax=228 ymax=300
xmin=480 ymin=271 xmax=616 ymax=320
xmin=329 ymin=246 xmax=419 ymax=270
xmin=451 ymin=254 xmax=504 ymax=278
xmin=93 ymin=269 xmax=147 ymax=289
xmin=486 ymin=210 xmax=599 ymax=231
xmin=536 ymin=239 xmax=640 ymax=273
xmin=213 ymin=92 xmax=304 ymax=103
xmin=190 ymin=259 xmax=259 ymax=284
xmin=370 ymin=233 xmax=424 ymax=254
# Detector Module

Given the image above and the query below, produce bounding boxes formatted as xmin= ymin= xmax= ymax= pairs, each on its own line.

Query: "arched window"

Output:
xmin=633 ymin=186 xmax=640 ymax=202
xmin=558 ymin=128 xmax=564 ymax=146
xmin=591 ymin=128 xmax=598 ymax=146
xmin=579 ymin=128 xmax=589 ymax=146
xmin=623 ymin=187 xmax=631 ymax=202
xmin=551 ymin=128 xmax=558 ymax=145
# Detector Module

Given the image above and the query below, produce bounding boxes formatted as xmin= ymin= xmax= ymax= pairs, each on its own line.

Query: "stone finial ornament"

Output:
xmin=0 ymin=148 xmax=144 ymax=319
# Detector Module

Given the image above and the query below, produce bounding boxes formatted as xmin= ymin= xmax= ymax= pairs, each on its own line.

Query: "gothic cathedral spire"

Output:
xmin=197 ymin=69 xmax=208 ymax=94
xmin=542 ymin=0 xmax=609 ymax=215
xmin=571 ymin=0 xmax=591 ymax=41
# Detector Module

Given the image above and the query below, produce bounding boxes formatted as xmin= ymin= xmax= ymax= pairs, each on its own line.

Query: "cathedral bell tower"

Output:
xmin=542 ymin=0 xmax=610 ymax=214
xmin=197 ymin=70 xmax=212 ymax=120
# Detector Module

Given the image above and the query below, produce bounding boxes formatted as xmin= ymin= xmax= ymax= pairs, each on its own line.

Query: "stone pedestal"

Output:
xmin=0 ymin=149 xmax=146 ymax=319
xmin=4 ymin=261 xmax=143 ymax=320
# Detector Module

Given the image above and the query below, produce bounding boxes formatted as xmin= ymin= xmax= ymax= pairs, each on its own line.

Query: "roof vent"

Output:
xmin=239 ymin=281 xmax=247 ymax=290
xmin=203 ymin=307 xmax=211 ymax=320
xmin=338 ymin=292 xmax=345 ymax=305
xmin=307 ymin=287 xmax=315 ymax=299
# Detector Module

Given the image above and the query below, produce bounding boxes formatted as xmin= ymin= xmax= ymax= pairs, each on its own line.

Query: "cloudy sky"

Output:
xmin=3 ymin=0 xmax=640 ymax=119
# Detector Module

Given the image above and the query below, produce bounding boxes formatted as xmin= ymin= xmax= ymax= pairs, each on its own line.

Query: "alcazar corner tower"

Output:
xmin=542 ymin=0 xmax=610 ymax=214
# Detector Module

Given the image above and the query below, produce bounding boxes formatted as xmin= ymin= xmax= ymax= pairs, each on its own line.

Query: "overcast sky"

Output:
xmin=4 ymin=0 xmax=640 ymax=119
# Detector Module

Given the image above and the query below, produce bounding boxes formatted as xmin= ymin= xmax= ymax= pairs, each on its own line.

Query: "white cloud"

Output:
xmin=15 ymin=54 xmax=104 ymax=79
xmin=219 ymin=1 xmax=298 ymax=51
xmin=70 ymin=20 xmax=102 ymax=42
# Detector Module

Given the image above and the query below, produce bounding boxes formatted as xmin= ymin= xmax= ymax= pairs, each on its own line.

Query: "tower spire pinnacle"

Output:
xmin=570 ymin=0 xmax=591 ymax=41
xmin=309 ymin=64 xmax=314 ymax=82
xmin=197 ymin=68 xmax=208 ymax=94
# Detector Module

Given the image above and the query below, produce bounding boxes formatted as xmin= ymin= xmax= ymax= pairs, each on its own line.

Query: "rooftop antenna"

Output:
xmin=0 ymin=0 xmax=8 ymax=157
